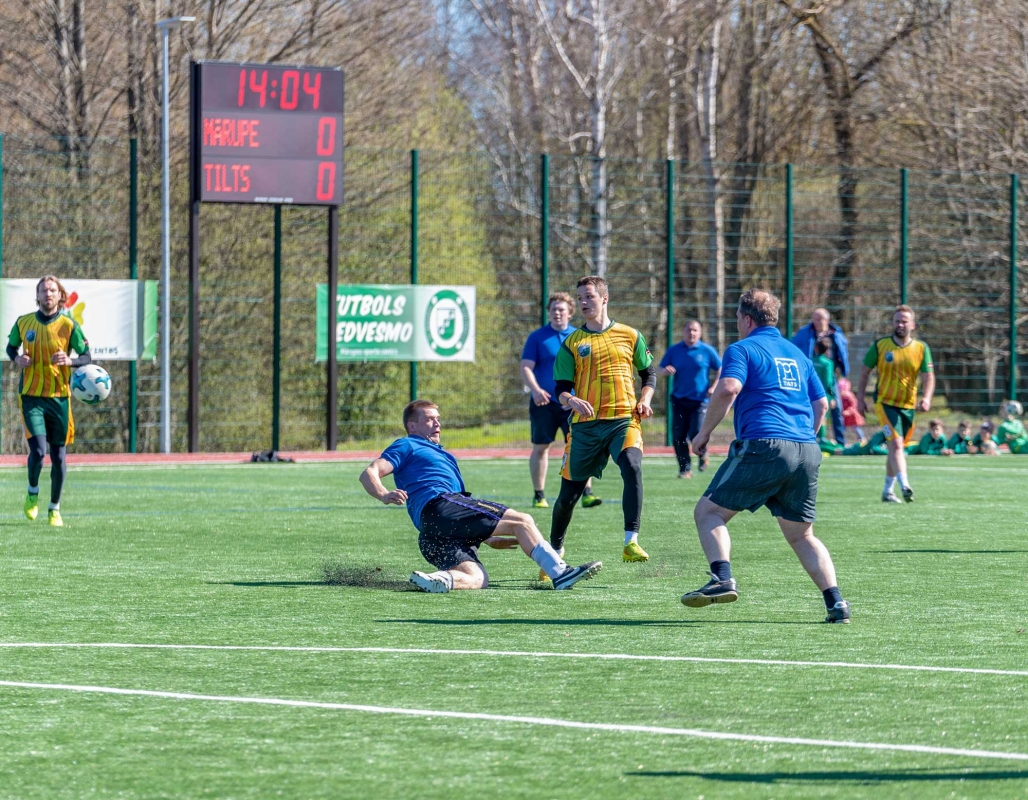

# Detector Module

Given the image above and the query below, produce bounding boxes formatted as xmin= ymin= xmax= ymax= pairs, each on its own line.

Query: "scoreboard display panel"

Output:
xmin=191 ymin=61 xmax=344 ymax=205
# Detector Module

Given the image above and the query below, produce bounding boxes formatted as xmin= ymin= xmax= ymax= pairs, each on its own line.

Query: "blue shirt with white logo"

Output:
xmin=379 ymin=435 xmax=466 ymax=531
xmin=720 ymin=327 xmax=826 ymax=443
xmin=521 ymin=324 xmax=574 ymax=397
xmin=659 ymin=341 xmax=722 ymax=402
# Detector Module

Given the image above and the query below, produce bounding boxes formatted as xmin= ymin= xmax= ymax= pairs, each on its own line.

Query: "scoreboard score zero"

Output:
xmin=191 ymin=61 xmax=344 ymax=205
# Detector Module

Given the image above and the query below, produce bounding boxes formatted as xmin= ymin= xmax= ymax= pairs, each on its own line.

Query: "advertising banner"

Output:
xmin=316 ymin=284 xmax=476 ymax=362
xmin=0 ymin=279 xmax=158 ymax=361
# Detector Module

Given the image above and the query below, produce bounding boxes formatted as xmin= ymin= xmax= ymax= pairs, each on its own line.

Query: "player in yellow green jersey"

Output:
xmin=6 ymin=276 xmax=92 ymax=527
xmin=550 ymin=275 xmax=657 ymax=564
xmin=855 ymin=304 xmax=934 ymax=504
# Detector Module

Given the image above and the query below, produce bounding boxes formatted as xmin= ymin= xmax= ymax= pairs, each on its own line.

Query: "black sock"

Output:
xmin=550 ymin=478 xmax=587 ymax=551
xmin=533 ymin=489 xmax=545 ymax=501
xmin=710 ymin=560 xmax=732 ymax=582
xmin=822 ymin=587 xmax=843 ymax=608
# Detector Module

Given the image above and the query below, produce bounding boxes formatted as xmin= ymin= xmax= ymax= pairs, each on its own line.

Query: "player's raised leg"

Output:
xmin=617 ymin=446 xmax=649 ymax=562
xmin=495 ymin=509 xmax=602 ymax=589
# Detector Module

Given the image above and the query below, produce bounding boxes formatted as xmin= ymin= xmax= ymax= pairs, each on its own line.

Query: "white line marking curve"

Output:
xmin=0 ymin=678 xmax=1024 ymax=763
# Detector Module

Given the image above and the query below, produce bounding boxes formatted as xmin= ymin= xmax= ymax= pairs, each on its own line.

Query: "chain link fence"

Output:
xmin=0 ymin=136 xmax=1024 ymax=452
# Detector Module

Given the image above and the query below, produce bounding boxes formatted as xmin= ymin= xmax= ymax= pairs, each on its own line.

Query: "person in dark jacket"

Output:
xmin=792 ymin=308 xmax=850 ymax=444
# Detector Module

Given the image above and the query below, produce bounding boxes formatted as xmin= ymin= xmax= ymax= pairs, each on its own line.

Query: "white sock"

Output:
xmin=897 ymin=473 xmax=910 ymax=490
xmin=530 ymin=542 xmax=568 ymax=580
xmin=624 ymin=531 xmax=639 ymax=546
xmin=884 ymin=476 xmax=896 ymax=494
xmin=49 ymin=502 xmax=60 ymax=511
xmin=28 ymin=485 xmax=38 ymax=495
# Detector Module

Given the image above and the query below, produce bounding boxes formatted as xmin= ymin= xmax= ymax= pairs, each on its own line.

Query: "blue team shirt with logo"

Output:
xmin=521 ymin=325 xmax=574 ymax=397
xmin=720 ymin=327 xmax=825 ymax=443
xmin=379 ymin=435 xmax=465 ymax=531
xmin=659 ymin=341 xmax=722 ymax=402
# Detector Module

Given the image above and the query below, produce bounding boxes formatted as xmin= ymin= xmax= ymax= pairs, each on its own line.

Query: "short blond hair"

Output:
xmin=548 ymin=292 xmax=574 ymax=312
xmin=895 ymin=304 xmax=916 ymax=320
xmin=738 ymin=289 xmax=780 ymax=327
xmin=577 ymin=275 xmax=608 ymax=297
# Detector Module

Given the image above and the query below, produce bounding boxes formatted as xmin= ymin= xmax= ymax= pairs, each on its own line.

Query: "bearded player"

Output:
xmin=855 ymin=305 xmax=934 ymax=503
xmin=6 ymin=276 xmax=92 ymax=526
xmin=548 ymin=275 xmax=656 ymax=569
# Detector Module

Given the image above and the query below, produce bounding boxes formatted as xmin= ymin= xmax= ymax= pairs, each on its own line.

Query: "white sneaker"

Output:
xmin=881 ymin=491 xmax=902 ymax=504
xmin=409 ymin=571 xmax=452 ymax=593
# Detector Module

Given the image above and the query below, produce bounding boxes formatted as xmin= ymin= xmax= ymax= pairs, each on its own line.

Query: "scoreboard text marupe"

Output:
xmin=192 ymin=62 xmax=344 ymax=206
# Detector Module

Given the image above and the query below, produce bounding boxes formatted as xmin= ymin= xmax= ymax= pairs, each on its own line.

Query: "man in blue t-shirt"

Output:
xmin=659 ymin=320 xmax=721 ymax=478
xmin=680 ymin=289 xmax=850 ymax=624
xmin=520 ymin=293 xmax=599 ymax=509
xmin=359 ymin=399 xmax=602 ymax=593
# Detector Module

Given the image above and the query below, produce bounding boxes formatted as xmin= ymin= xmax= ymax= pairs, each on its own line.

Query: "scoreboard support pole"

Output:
xmin=188 ymin=196 xmax=200 ymax=453
xmin=327 ymin=205 xmax=339 ymax=450
xmin=271 ymin=205 xmax=283 ymax=454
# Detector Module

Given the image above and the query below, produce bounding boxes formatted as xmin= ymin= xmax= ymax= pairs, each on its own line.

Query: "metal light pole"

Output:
xmin=156 ymin=15 xmax=195 ymax=453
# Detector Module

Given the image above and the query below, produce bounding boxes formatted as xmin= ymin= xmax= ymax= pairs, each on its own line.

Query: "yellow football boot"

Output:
xmin=24 ymin=493 xmax=39 ymax=521
xmin=622 ymin=541 xmax=649 ymax=562
xmin=48 ymin=509 xmax=63 ymax=528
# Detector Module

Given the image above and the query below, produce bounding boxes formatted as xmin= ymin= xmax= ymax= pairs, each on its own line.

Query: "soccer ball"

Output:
xmin=71 ymin=365 xmax=112 ymax=405
xmin=1005 ymin=400 xmax=1023 ymax=417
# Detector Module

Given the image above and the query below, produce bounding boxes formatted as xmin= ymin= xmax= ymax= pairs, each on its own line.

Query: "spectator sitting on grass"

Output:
xmin=946 ymin=420 xmax=973 ymax=454
xmin=996 ymin=401 xmax=1028 ymax=453
xmin=970 ymin=421 xmax=999 ymax=455
xmin=841 ymin=430 xmax=889 ymax=456
xmin=838 ymin=377 xmax=865 ymax=443
xmin=905 ymin=418 xmax=954 ymax=456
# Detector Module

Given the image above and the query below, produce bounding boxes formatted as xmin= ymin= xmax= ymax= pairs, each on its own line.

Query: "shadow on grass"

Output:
xmin=210 ymin=562 xmax=415 ymax=591
xmin=876 ymin=549 xmax=1028 ymax=554
xmin=626 ymin=768 xmax=1028 ymax=784
xmin=378 ymin=618 xmax=698 ymax=627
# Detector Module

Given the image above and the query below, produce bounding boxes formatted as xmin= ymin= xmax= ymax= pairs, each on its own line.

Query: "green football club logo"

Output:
xmin=424 ymin=290 xmax=470 ymax=357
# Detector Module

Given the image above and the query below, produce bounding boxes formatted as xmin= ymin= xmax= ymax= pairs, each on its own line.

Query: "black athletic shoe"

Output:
xmin=698 ymin=457 xmax=708 ymax=472
xmin=901 ymin=485 xmax=914 ymax=503
xmin=552 ymin=561 xmax=603 ymax=590
xmin=824 ymin=600 xmax=851 ymax=624
xmin=681 ymin=575 xmax=739 ymax=607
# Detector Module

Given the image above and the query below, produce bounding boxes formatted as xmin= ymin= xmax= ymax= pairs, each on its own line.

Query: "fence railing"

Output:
xmin=0 ymin=135 xmax=1023 ymax=452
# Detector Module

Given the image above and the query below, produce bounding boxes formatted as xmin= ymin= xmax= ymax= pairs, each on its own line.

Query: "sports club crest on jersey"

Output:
xmin=25 ymin=330 xmax=36 ymax=343
xmin=885 ymin=351 xmax=894 ymax=362
xmin=577 ymin=343 xmax=592 ymax=358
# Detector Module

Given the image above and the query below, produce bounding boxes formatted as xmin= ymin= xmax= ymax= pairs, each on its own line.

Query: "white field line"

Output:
xmin=1 ymin=642 xmax=1027 ymax=678
xmin=0 ymin=678 xmax=1024 ymax=762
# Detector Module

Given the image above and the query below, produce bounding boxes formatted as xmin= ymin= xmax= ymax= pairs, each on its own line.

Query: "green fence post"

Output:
xmin=900 ymin=168 xmax=909 ymax=305
xmin=410 ymin=150 xmax=419 ymax=402
xmin=0 ymin=133 xmax=4 ymax=455
xmin=665 ymin=159 xmax=675 ymax=447
xmin=785 ymin=163 xmax=794 ymax=335
xmin=540 ymin=154 xmax=549 ymax=326
xmin=1011 ymin=173 xmax=1019 ymax=402
xmin=272 ymin=204 xmax=283 ymax=452
xmin=128 ymin=138 xmax=138 ymax=453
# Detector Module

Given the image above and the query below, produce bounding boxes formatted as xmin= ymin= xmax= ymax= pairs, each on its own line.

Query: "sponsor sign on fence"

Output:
xmin=0 ymin=279 xmax=158 ymax=361
xmin=316 ymin=284 xmax=476 ymax=362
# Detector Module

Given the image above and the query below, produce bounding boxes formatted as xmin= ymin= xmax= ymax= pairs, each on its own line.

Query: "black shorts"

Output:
xmin=530 ymin=400 xmax=572 ymax=445
xmin=417 ymin=493 xmax=510 ymax=570
xmin=703 ymin=439 xmax=821 ymax=523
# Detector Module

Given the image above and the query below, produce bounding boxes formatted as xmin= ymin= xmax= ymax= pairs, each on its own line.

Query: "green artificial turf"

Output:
xmin=0 ymin=456 xmax=1026 ymax=798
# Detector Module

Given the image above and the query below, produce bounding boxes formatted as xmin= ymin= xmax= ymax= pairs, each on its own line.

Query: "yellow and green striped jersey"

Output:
xmin=554 ymin=321 xmax=653 ymax=423
xmin=863 ymin=336 xmax=932 ymax=409
xmin=8 ymin=312 xmax=88 ymax=398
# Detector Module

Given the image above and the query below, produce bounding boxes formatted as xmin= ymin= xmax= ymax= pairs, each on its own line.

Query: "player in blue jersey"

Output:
xmin=680 ymin=289 xmax=850 ymax=623
xmin=359 ymin=400 xmax=602 ymax=592
xmin=658 ymin=320 xmax=721 ymax=478
xmin=521 ymin=293 xmax=600 ymax=508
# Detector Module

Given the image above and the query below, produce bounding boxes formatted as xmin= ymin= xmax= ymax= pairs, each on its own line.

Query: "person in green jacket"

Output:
xmin=813 ymin=339 xmax=838 ymax=448
xmin=905 ymin=419 xmax=954 ymax=456
xmin=971 ymin=421 xmax=999 ymax=455
xmin=946 ymin=420 xmax=972 ymax=454
xmin=841 ymin=430 xmax=889 ymax=456
xmin=996 ymin=401 xmax=1028 ymax=453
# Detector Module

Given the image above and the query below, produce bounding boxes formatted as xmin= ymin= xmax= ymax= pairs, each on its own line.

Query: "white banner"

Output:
xmin=0 ymin=279 xmax=158 ymax=361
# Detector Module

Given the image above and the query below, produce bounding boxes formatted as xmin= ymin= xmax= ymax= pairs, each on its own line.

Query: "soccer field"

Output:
xmin=0 ymin=457 xmax=1026 ymax=798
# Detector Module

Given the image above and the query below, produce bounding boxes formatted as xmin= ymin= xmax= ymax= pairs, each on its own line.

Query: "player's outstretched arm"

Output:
xmin=359 ymin=458 xmax=407 ymax=506
xmin=918 ymin=371 xmax=936 ymax=412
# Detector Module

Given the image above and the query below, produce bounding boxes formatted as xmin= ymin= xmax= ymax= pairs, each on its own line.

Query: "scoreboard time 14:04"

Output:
xmin=193 ymin=62 xmax=344 ymax=206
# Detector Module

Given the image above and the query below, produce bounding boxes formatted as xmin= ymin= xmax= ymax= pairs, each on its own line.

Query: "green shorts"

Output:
xmin=21 ymin=395 xmax=74 ymax=446
xmin=560 ymin=417 xmax=643 ymax=481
